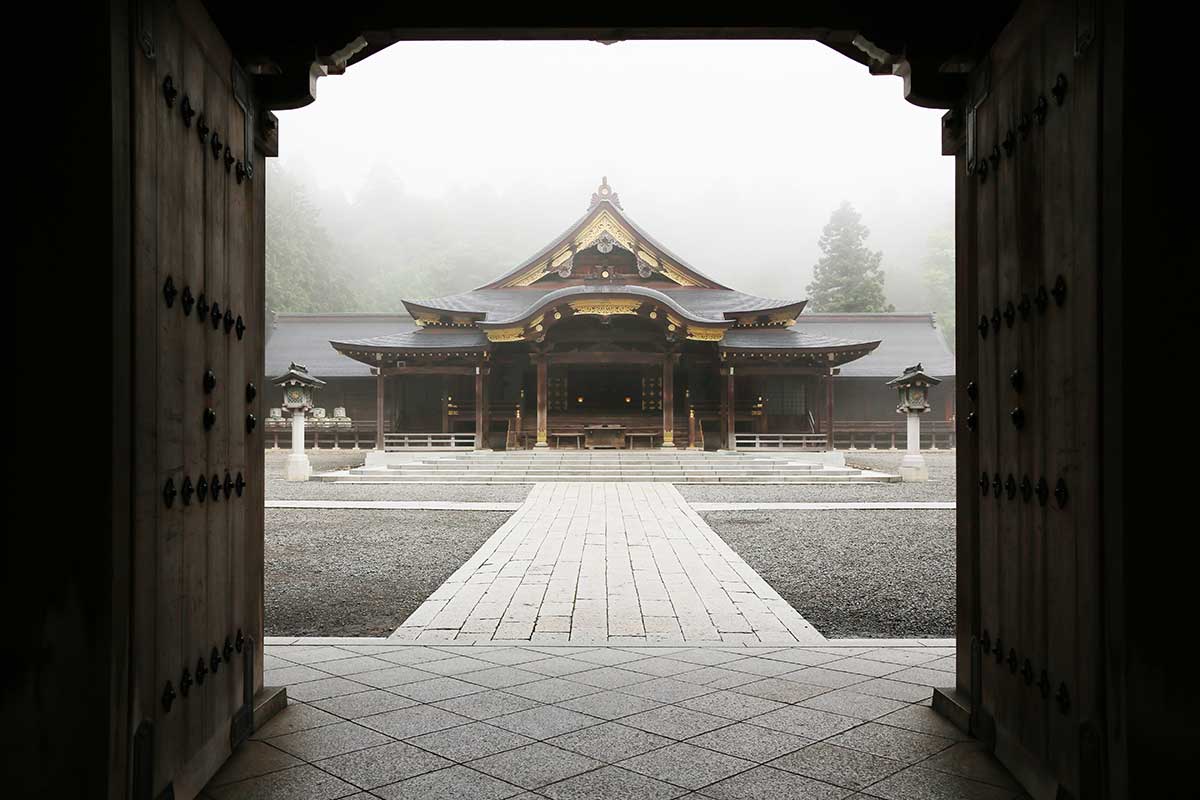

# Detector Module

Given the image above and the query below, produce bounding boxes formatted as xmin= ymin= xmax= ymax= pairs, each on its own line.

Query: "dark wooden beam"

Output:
xmin=379 ymin=365 xmax=483 ymax=375
xmin=662 ymin=356 xmax=674 ymax=447
xmin=546 ymin=351 xmax=667 ymax=365
xmin=536 ymin=357 xmax=548 ymax=446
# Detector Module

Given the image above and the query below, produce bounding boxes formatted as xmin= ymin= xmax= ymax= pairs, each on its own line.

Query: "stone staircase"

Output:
xmin=312 ymin=450 xmax=898 ymax=484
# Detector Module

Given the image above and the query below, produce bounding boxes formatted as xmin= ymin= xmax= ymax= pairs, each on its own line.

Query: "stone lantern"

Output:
xmin=273 ymin=362 xmax=325 ymax=481
xmin=886 ymin=363 xmax=942 ymax=481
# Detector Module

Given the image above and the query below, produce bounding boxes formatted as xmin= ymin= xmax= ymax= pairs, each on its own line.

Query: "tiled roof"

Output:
xmin=795 ymin=313 xmax=955 ymax=378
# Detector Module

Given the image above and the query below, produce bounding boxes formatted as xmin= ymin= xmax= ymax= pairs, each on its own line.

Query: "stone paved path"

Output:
xmin=202 ymin=641 xmax=1027 ymax=800
xmin=392 ymin=483 xmax=824 ymax=645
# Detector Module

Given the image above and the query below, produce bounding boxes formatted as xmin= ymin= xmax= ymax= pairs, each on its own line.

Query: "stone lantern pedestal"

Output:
xmin=273 ymin=362 xmax=326 ymax=482
xmin=886 ymin=363 xmax=943 ymax=483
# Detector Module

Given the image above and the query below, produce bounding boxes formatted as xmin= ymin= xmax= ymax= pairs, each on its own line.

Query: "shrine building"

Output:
xmin=322 ymin=178 xmax=932 ymax=451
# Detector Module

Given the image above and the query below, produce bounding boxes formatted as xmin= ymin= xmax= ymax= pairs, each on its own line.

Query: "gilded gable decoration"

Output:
xmin=588 ymin=176 xmax=622 ymax=210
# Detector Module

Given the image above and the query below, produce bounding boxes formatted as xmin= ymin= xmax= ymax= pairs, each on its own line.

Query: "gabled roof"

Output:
xmin=795 ymin=313 xmax=955 ymax=378
xmin=475 ymin=177 xmax=729 ymax=291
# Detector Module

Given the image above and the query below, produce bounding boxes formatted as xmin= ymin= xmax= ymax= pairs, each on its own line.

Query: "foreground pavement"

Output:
xmin=203 ymin=640 xmax=1025 ymax=800
xmin=392 ymin=483 xmax=824 ymax=645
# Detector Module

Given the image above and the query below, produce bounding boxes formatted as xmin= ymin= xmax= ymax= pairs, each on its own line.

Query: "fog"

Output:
xmin=273 ymin=39 xmax=952 ymax=309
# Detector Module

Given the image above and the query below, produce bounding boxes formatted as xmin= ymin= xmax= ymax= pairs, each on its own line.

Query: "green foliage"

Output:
xmin=265 ymin=165 xmax=356 ymax=313
xmin=805 ymin=202 xmax=894 ymax=313
xmin=920 ymin=228 xmax=955 ymax=350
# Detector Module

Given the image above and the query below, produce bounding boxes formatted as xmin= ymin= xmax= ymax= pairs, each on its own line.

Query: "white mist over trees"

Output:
xmin=806 ymin=202 xmax=893 ymax=313
xmin=267 ymin=40 xmax=954 ymax=319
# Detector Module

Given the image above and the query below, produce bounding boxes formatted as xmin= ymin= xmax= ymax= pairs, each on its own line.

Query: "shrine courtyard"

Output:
xmin=224 ymin=449 xmax=1005 ymax=800
xmin=264 ymin=449 xmax=956 ymax=641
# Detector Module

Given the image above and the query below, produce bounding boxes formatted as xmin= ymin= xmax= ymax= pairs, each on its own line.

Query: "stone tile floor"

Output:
xmin=203 ymin=642 xmax=1028 ymax=799
xmin=392 ymin=483 xmax=824 ymax=645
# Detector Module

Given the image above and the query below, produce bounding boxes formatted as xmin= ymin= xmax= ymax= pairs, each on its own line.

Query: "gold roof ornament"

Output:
xmin=589 ymin=176 xmax=622 ymax=210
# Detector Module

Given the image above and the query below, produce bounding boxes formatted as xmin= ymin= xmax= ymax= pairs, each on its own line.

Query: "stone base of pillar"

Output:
xmin=534 ymin=441 xmax=549 ymax=448
xmin=660 ymin=441 xmax=676 ymax=448
xmin=285 ymin=453 xmax=312 ymax=482
xmin=898 ymin=452 xmax=929 ymax=482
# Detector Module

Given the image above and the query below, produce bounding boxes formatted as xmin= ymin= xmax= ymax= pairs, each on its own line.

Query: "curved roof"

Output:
xmin=404 ymin=285 xmax=806 ymax=326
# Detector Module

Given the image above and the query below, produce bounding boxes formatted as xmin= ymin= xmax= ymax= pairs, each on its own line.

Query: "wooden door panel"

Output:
xmin=962 ymin=1 xmax=1102 ymax=794
xmin=130 ymin=1 xmax=263 ymax=795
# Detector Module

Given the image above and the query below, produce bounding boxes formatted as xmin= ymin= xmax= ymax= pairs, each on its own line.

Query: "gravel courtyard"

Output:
xmin=264 ymin=449 xmax=956 ymax=639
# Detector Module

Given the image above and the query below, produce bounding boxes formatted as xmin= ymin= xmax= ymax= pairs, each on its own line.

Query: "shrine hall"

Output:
xmin=330 ymin=179 xmax=883 ymax=451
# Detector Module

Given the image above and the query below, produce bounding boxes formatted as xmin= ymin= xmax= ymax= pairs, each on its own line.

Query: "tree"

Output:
xmin=920 ymin=229 xmax=956 ymax=350
xmin=265 ymin=163 xmax=356 ymax=313
xmin=805 ymin=202 xmax=894 ymax=312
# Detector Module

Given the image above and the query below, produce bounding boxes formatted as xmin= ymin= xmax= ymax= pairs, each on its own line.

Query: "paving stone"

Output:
xmin=771 ymin=742 xmax=906 ymax=790
xmin=420 ymin=655 xmax=500 ymax=676
xmin=539 ymin=765 xmax=688 ymax=800
xmin=315 ymin=740 xmax=452 ymax=789
xmin=431 ymin=689 xmax=541 ymax=721
xmin=732 ymin=677 xmax=830 ymax=704
xmin=621 ymin=656 xmax=704 ymax=678
xmin=556 ymin=689 xmax=663 ymax=720
xmin=854 ymin=649 xmax=942 ymax=667
xmin=668 ymin=649 xmax=749 ymax=667
xmin=619 ymin=742 xmax=754 ymax=790
xmin=358 ymin=705 xmax=473 ymax=740
xmin=722 ymin=657 xmax=805 ymax=678
xmin=825 ymin=722 xmax=954 ymax=764
xmin=207 ymin=740 xmax=302 ymax=788
xmin=570 ymin=648 xmax=647 ymax=666
xmin=372 ymin=765 xmax=523 ymax=800
xmin=757 ymin=649 xmax=844 ymax=667
xmin=408 ymin=721 xmax=535 ymax=762
xmin=823 ymin=657 xmax=908 ymax=678
xmin=281 ymin=646 xmax=359 ymax=665
xmin=472 ymin=647 xmax=553 ymax=666
xmin=310 ymin=689 xmax=419 ymax=720
xmin=786 ymin=667 xmax=869 ymax=689
xmin=874 ymin=704 xmax=971 ymax=740
xmin=864 ymin=764 xmax=1018 ymax=800
xmin=469 ymin=742 xmax=604 ymax=789
xmin=374 ymin=647 xmax=456 ymax=666
xmin=263 ymin=664 xmax=333 ymax=685
xmin=677 ymin=690 xmax=785 ymax=721
xmin=458 ymin=666 xmax=545 ymax=689
xmin=571 ymin=666 xmax=655 ymax=689
xmin=750 ymin=706 xmax=860 ymax=740
xmin=799 ymin=690 xmax=909 ymax=721
xmin=521 ymin=656 xmax=599 ymax=677
xmin=698 ymin=765 xmax=852 ymax=800
xmin=548 ymin=721 xmax=675 ymax=762
xmin=507 ymin=677 xmax=601 ymax=703
xmin=674 ymin=666 xmax=761 ymax=690
xmin=852 ymin=679 xmax=935 ymax=704
xmin=207 ymin=763 xmax=360 ymax=800
xmin=621 ymin=677 xmax=714 ymax=703
xmin=622 ymin=706 xmax=733 ymax=740
xmin=489 ymin=704 xmax=605 ymax=739
xmin=920 ymin=741 xmax=1022 ymax=789
xmin=251 ymin=703 xmax=343 ymax=740
xmin=287 ymin=676 xmax=376 ymax=703
xmin=687 ymin=722 xmax=811 ymax=762
xmin=313 ymin=655 xmax=399 ymax=677
xmin=349 ymin=665 xmax=438 ymax=689
xmin=268 ymin=720 xmax=394 ymax=762
xmin=394 ymin=676 xmax=487 ymax=703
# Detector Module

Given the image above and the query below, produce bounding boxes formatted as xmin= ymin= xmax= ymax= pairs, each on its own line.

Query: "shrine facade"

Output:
xmin=330 ymin=179 xmax=882 ymax=450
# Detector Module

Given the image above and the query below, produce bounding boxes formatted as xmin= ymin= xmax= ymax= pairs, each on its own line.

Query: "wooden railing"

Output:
xmin=384 ymin=432 xmax=476 ymax=450
xmin=265 ymin=420 xmax=385 ymax=450
xmin=734 ymin=432 xmax=828 ymax=450
xmin=832 ymin=420 xmax=956 ymax=450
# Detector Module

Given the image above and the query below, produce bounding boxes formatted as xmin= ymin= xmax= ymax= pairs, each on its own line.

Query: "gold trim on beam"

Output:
xmin=686 ymin=327 xmax=726 ymax=342
xmin=485 ymin=326 xmax=528 ymax=343
xmin=567 ymin=298 xmax=642 ymax=316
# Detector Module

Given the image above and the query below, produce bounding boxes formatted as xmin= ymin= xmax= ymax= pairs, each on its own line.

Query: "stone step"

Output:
xmin=314 ymin=474 xmax=896 ymax=483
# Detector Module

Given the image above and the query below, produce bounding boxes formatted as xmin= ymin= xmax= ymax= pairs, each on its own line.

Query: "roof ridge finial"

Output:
xmin=589 ymin=176 xmax=622 ymax=210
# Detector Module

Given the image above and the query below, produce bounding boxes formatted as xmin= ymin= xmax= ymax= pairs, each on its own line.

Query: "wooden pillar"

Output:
xmin=474 ymin=365 xmax=486 ymax=450
xmin=825 ymin=369 xmax=835 ymax=450
xmin=375 ymin=370 xmax=385 ymax=450
xmin=441 ymin=378 xmax=450 ymax=433
xmin=725 ymin=366 xmax=736 ymax=450
xmin=535 ymin=357 xmax=548 ymax=447
xmin=661 ymin=356 xmax=675 ymax=447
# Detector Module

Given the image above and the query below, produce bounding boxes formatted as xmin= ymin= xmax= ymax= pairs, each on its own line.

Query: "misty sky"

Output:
xmin=275 ymin=40 xmax=952 ymax=304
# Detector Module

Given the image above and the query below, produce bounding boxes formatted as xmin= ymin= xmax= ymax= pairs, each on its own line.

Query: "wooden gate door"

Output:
xmin=956 ymin=1 xmax=1104 ymax=795
xmin=129 ymin=1 xmax=268 ymax=796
